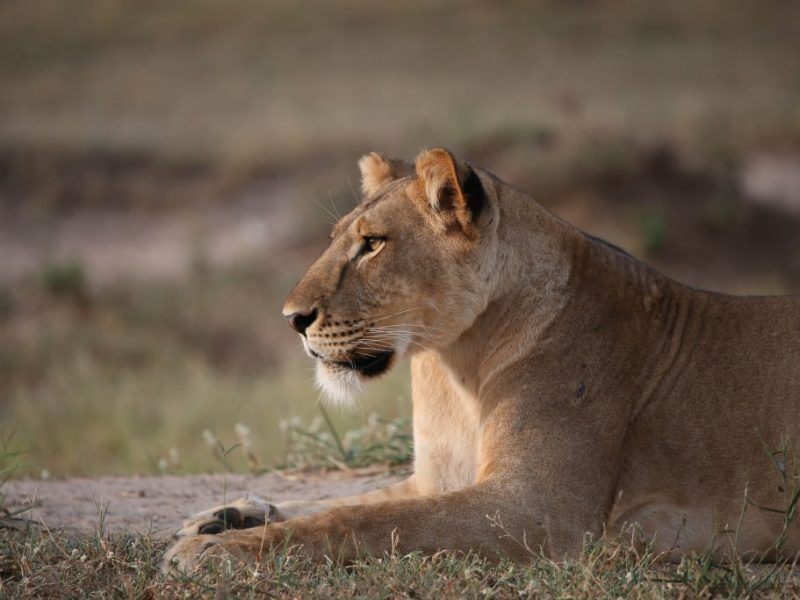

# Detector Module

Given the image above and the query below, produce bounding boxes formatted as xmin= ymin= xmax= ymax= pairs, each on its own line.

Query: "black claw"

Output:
xmin=199 ymin=520 xmax=225 ymax=535
xmin=242 ymin=516 xmax=266 ymax=529
xmin=213 ymin=507 xmax=242 ymax=528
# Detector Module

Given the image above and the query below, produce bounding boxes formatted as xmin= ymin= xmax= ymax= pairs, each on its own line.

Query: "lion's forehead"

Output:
xmin=331 ymin=177 xmax=416 ymax=239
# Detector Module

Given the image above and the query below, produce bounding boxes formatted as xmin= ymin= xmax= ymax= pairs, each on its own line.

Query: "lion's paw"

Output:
xmin=161 ymin=534 xmax=228 ymax=573
xmin=174 ymin=495 xmax=276 ymax=539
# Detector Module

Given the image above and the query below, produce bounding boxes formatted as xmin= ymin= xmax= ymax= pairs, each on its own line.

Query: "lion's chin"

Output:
xmin=314 ymin=362 xmax=363 ymax=406
xmin=313 ymin=351 xmax=395 ymax=406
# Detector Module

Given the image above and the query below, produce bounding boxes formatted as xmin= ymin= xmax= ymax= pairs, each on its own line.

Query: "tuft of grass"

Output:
xmin=185 ymin=408 xmax=414 ymax=476
xmin=0 ymin=434 xmax=31 ymax=526
xmin=278 ymin=409 xmax=413 ymax=471
xmin=0 ymin=435 xmax=18 ymax=515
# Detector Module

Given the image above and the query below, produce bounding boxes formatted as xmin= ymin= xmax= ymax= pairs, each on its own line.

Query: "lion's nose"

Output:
xmin=286 ymin=308 xmax=319 ymax=336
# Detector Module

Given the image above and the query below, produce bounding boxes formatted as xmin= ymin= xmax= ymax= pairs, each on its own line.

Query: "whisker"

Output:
xmin=353 ymin=341 xmax=394 ymax=352
xmin=359 ymin=332 xmax=437 ymax=353
xmin=328 ymin=193 xmax=342 ymax=220
xmin=346 ymin=176 xmax=361 ymax=206
xmin=370 ymin=308 xmax=425 ymax=324
xmin=370 ymin=323 xmax=447 ymax=333
xmin=365 ymin=330 xmax=440 ymax=344
xmin=353 ymin=340 xmax=399 ymax=351
xmin=368 ymin=327 xmax=443 ymax=340
xmin=312 ymin=197 xmax=339 ymax=226
xmin=405 ymin=339 xmax=436 ymax=353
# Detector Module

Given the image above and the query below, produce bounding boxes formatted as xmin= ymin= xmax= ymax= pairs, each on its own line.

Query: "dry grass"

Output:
xmin=2 ymin=421 xmax=800 ymax=597
xmin=3 ymin=523 xmax=800 ymax=598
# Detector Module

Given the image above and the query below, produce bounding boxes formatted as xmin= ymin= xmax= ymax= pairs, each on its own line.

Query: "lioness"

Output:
xmin=164 ymin=148 xmax=800 ymax=571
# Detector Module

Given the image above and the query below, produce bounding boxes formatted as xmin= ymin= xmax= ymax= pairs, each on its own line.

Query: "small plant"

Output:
xmin=39 ymin=261 xmax=88 ymax=303
xmin=634 ymin=207 xmax=667 ymax=254
xmin=0 ymin=434 xmax=30 ymax=523
xmin=200 ymin=429 xmax=244 ymax=473
xmin=279 ymin=408 xmax=413 ymax=471
xmin=156 ymin=447 xmax=182 ymax=474
xmin=194 ymin=423 xmax=266 ymax=474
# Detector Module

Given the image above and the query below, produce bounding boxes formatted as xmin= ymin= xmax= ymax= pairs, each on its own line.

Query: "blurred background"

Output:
xmin=1 ymin=0 xmax=799 ymax=476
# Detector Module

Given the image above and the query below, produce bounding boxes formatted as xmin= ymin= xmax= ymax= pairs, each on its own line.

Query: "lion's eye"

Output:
xmin=366 ymin=237 xmax=384 ymax=251
xmin=358 ymin=236 xmax=385 ymax=258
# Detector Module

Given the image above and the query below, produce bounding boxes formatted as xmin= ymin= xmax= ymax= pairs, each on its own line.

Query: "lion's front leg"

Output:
xmin=172 ymin=476 xmax=417 ymax=539
xmin=163 ymin=481 xmax=553 ymax=573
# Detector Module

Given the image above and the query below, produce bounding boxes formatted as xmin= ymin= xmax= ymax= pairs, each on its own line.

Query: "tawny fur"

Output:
xmin=164 ymin=149 xmax=800 ymax=572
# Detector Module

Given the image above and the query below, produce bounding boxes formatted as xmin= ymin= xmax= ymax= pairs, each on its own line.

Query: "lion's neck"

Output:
xmin=433 ymin=189 xmax=578 ymax=398
xmin=433 ymin=187 xmax=679 ymax=406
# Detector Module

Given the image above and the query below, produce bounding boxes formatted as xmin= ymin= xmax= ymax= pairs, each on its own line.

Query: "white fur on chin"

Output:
xmin=314 ymin=361 xmax=363 ymax=406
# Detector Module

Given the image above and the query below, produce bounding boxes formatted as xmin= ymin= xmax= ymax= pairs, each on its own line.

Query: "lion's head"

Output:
xmin=283 ymin=148 xmax=500 ymax=404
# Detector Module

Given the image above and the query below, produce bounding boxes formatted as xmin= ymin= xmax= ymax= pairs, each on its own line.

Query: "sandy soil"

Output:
xmin=3 ymin=470 xmax=401 ymax=537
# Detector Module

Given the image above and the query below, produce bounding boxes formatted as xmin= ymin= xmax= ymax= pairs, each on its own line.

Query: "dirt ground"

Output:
xmin=3 ymin=470 xmax=401 ymax=537
xmin=0 ymin=174 xmax=310 ymax=284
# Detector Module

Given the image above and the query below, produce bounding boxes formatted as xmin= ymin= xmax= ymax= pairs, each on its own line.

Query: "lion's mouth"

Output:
xmin=317 ymin=350 xmax=394 ymax=377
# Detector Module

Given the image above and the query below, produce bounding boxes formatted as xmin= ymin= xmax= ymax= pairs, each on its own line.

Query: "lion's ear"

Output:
xmin=358 ymin=152 xmax=413 ymax=197
xmin=414 ymin=148 xmax=485 ymax=236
